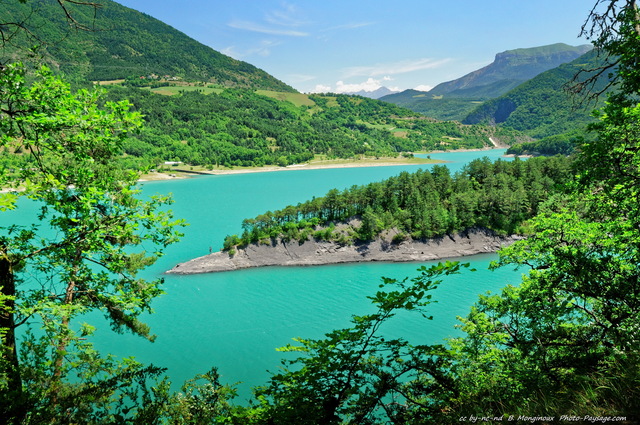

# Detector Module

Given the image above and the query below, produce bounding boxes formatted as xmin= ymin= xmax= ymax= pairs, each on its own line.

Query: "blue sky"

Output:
xmin=116 ymin=0 xmax=593 ymax=93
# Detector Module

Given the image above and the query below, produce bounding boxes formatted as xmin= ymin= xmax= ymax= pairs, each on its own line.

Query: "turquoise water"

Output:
xmin=9 ymin=149 xmax=525 ymax=401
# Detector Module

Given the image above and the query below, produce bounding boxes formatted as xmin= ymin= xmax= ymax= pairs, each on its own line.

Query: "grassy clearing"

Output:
xmin=357 ymin=120 xmax=394 ymax=131
xmin=305 ymin=154 xmax=441 ymax=167
xmin=95 ymin=79 xmax=125 ymax=85
xmin=255 ymin=90 xmax=316 ymax=107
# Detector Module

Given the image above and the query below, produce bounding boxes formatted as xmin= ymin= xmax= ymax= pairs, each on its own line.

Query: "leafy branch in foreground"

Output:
xmin=0 ymin=63 xmax=198 ymax=423
xmin=249 ymin=261 xmax=470 ymax=425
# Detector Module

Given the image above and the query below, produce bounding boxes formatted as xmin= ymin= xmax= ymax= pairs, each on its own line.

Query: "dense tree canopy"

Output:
xmin=0 ymin=63 xmax=198 ymax=423
xmin=223 ymin=156 xmax=573 ymax=252
xmin=102 ymin=87 xmax=523 ymax=170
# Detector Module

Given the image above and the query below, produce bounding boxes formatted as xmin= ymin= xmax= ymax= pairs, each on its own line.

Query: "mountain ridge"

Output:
xmin=341 ymin=86 xmax=401 ymax=99
xmin=462 ymin=48 xmax=610 ymax=139
xmin=429 ymin=43 xmax=593 ymax=97
xmin=1 ymin=0 xmax=296 ymax=92
xmin=380 ymin=43 xmax=593 ymax=121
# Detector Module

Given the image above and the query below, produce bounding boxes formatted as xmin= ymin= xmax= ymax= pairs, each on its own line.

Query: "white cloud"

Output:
xmin=265 ymin=3 xmax=308 ymax=28
xmin=335 ymin=78 xmax=382 ymax=93
xmin=311 ymin=77 xmax=397 ymax=94
xmin=311 ymin=84 xmax=332 ymax=93
xmin=222 ymin=40 xmax=282 ymax=59
xmin=288 ymin=74 xmax=316 ymax=83
xmin=414 ymin=84 xmax=433 ymax=92
xmin=228 ymin=3 xmax=310 ymax=37
xmin=221 ymin=46 xmax=238 ymax=59
xmin=342 ymin=58 xmax=452 ymax=78
xmin=322 ymin=22 xmax=375 ymax=32
xmin=228 ymin=20 xmax=309 ymax=36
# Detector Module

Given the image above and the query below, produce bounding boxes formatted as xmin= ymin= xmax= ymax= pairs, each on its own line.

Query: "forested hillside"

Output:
xmin=1 ymin=0 xmax=295 ymax=91
xmin=100 ymin=87 xmax=524 ymax=169
xmin=463 ymin=49 xmax=610 ymax=138
xmin=505 ymin=129 xmax=586 ymax=156
xmin=0 ymin=0 xmax=530 ymax=178
xmin=379 ymin=90 xmax=485 ymax=122
xmin=222 ymin=156 xmax=573 ymax=251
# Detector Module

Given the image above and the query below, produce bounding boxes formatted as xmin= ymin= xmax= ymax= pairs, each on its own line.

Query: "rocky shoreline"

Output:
xmin=166 ymin=228 xmax=522 ymax=275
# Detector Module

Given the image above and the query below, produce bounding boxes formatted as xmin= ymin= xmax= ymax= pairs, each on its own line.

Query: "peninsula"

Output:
xmin=166 ymin=228 xmax=522 ymax=274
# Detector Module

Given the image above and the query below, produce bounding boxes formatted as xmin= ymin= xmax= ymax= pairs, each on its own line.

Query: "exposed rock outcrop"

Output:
xmin=166 ymin=228 xmax=523 ymax=275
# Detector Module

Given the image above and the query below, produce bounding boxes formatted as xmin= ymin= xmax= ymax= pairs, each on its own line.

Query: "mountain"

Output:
xmin=343 ymin=87 xmax=400 ymax=99
xmin=1 ymin=0 xmax=295 ymax=92
xmin=462 ymin=49 xmax=611 ymax=139
xmin=429 ymin=43 xmax=593 ymax=97
xmin=380 ymin=43 xmax=593 ymax=121
xmin=102 ymin=88 xmax=526 ymax=170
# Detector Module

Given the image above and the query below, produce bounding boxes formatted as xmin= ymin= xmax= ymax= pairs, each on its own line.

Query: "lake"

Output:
xmin=19 ymin=149 xmax=526 ymax=402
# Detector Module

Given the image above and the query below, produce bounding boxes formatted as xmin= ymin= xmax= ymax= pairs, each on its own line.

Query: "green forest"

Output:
xmin=0 ymin=0 xmax=295 ymax=90
xmin=0 ymin=83 xmax=523 ymax=173
xmin=223 ymin=156 xmax=573 ymax=251
xmin=108 ymin=88 xmax=520 ymax=168
xmin=2 ymin=0 xmax=640 ymax=423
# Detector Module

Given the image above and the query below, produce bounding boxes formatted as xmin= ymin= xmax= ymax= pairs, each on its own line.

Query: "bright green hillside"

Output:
xmin=101 ymin=87 xmax=526 ymax=170
xmin=1 ymin=0 xmax=295 ymax=91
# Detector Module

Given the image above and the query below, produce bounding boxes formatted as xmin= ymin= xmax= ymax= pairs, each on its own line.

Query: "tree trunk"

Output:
xmin=0 ymin=255 xmax=27 ymax=422
xmin=632 ymin=0 xmax=640 ymax=37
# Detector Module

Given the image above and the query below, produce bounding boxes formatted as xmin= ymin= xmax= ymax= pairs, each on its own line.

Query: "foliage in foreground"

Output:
xmin=234 ymin=1 xmax=640 ymax=421
xmin=0 ymin=63 xmax=201 ymax=423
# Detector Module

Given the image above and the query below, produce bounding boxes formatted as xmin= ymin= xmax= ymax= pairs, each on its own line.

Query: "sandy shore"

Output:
xmin=167 ymin=228 xmax=522 ymax=275
xmin=139 ymin=146 xmax=517 ymax=181
xmin=138 ymin=157 xmax=445 ymax=181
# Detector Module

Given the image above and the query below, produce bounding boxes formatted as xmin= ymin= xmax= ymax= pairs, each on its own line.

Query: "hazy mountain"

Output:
xmin=343 ymin=87 xmax=401 ymax=99
xmin=463 ymin=49 xmax=611 ymax=139
xmin=380 ymin=43 xmax=593 ymax=121
xmin=1 ymin=0 xmax=296 ymax=92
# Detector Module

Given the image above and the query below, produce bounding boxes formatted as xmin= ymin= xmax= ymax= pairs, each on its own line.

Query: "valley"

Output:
xmin=1 ymin=0 xmax=638 ymax=422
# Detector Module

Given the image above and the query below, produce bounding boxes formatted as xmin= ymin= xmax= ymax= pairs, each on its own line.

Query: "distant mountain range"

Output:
xmin=341 ymin=87 xmax=401 ymax=99
xmin=2 ymin=1 xmax=609 ymax=158
xmin=1 ymin=0 xmax=295 ymax=91
xmin=380 ymin=43 xmax=593 ymax=121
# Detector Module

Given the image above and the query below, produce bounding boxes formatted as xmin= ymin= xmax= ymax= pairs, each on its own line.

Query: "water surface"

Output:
xmin=9 ymin=149 xmax=525 ymax=401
